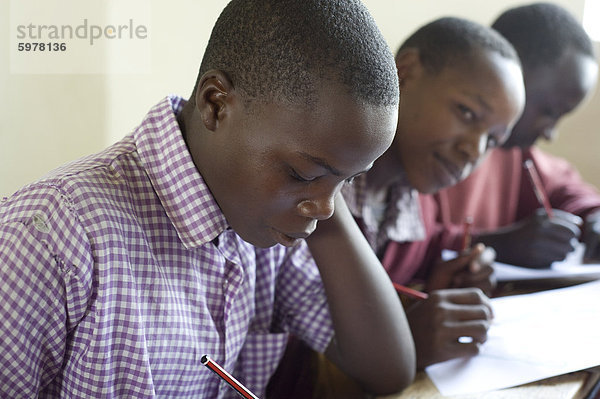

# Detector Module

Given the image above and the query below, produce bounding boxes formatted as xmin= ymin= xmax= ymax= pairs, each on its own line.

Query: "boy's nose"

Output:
xmin=541 ymin=126 xmax=557 ymax=142
xmin=298 ymin=195 xmax=335 ymax=221
xmin=457 ymin=132 xmax=489 ymax=164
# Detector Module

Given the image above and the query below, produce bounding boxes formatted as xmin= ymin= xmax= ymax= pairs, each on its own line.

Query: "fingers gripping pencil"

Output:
xmin=524 ymin=159 xmax=553 ymax=218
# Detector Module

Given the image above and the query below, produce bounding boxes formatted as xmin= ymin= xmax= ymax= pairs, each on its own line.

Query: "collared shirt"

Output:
xmin=0 ymin=96 xmax=333 ymax=398
xmin=342 ymin=172 xmax=425 ymax=256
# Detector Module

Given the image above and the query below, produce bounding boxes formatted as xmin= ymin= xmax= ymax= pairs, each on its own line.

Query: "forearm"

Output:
xmin=306 ymin=195 xmax=415 ymax=395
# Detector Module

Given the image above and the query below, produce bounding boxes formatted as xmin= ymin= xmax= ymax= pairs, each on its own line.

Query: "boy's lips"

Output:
xmin=271 ymin=228 xmax=313 ymax=247
xmin=433 ymin=153 xmax=465 ymax=186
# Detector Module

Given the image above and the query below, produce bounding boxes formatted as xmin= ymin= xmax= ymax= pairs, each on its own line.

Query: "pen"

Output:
xmin=201 ymin=355 xmax=260 ymax=399
xmin=524 ymin=159 xmax=554 ymax=218
xmin=392 ymin=282 xmax=429 ymax=300
xmin=461 ymin=216 xmax=473 ymax=252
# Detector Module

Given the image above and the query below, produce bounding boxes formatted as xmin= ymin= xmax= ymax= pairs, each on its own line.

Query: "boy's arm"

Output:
xmin=305 ymin=193 xmax=416 ymax=395
xmin=0 ymin=191 xmax=93 ymax=396
xmin=0 ymin=222 xmax=69 ymax=396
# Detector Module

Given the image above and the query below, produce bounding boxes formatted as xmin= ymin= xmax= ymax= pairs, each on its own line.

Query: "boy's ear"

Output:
xmin=395 ymin=48 xmax=422 ymax=87
xmin=194 ymin=70 xmax=235 ymax=132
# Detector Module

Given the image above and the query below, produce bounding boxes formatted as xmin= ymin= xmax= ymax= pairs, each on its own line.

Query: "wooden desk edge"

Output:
xmin=377 ymin=369 xmax=597 ymax=399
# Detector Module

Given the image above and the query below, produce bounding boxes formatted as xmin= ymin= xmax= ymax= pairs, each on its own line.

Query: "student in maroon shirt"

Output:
xmin=435 ymin=3 xmax=599 ymax=268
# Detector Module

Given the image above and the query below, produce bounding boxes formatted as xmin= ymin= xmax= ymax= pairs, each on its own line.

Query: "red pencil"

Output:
xmin=524 ymin=159 xmax=554 ymax=218
xmin=392 ymin=282 xmax=429 ymax=300
xmin=461 ymin=216 xmax=474 ymax=252
xmin=201 ymin=355 xmax=259 ymax=399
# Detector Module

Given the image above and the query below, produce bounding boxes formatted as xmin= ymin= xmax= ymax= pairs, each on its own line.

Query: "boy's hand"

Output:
xmin=583 ymin=210 xmax=600 ymax=262
xmin=478 ymin=208 xmax=581 ymax=268
xmin=427 ymin=244 xmax=496 ymax=296
xmin=406 ymin=288 xmax=493 ymax=369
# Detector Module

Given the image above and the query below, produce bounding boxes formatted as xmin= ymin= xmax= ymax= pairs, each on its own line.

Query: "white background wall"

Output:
xmin=1 ymin=0 xmax=597 ymax=196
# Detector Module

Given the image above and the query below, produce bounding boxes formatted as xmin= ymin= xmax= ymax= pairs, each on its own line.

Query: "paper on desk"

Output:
xmin=425 ymin=279 xmax=600 ymax=396
xmin=492 ymin=246 xmax=600 ymax=281
xmin=442 ymin=244 xmax=600 ymax=282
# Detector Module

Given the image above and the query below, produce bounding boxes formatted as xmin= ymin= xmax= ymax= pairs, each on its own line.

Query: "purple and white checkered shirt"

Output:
xmin=0 ymin=96 xmax=333 ymax=398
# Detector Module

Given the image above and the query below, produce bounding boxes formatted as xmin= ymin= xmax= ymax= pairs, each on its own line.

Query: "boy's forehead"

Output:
xmin=535 ymin=51 xmax=597 ymax=88
xmin=453 ymin=48 xmax=500 ymax=71
xmin=453 ymin=50 xmax=521 ymax=85
xmin=254 ymin=82 xmax=396 ymax=132
xmin=262 ymin=94 xmax=396 ymax=167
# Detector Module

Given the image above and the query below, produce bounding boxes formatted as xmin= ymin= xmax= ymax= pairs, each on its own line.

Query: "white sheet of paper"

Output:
xmin=492 ymin=243 xmax=600 ymax=281
xmin=442 ymin=245 xmax=600 ymax=282
xmin=425 ymin=279 xmax=600 ymax=396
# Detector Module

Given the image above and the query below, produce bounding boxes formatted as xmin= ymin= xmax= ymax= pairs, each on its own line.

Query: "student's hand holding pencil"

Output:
xmin=405 ymin=287 xmax=493 ymax=369
xmin=426 ymin=244 xmax=496 ymax=296
xmin=583 ymin=210 xmax=600 ymax=262
xmin=475 ymin=208 xmax=581 ymax=268
xmin=453 ymin=244 xmax=496 ymax=294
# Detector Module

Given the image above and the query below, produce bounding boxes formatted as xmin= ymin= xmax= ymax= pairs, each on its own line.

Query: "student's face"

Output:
xmin=201 ymin=83 xmax=396 ymax=248
xmin=502 ymin=49 xmax=599 ymax=148
xmin=392 ymin=49 xmax=524 ymax=194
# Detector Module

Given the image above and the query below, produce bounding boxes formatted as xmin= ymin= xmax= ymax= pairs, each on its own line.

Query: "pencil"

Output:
xmin=392 ymin=282 xmax=429 ymax=300
xmin=461 ymin=216 xmax=473 ymax=252
xmin=201 ymin=355 xmax=260 ymax=399
xmin=524 ymin=159 xmax=554 ymax=218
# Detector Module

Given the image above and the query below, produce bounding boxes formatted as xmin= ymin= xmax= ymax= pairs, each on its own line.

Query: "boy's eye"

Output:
xmin=345 ymin=176 xmax=356 ymax=184
xmin=486 ymin=135 xmax=499 ymax=149
xmin=542 ymin=107 xmax=559 ymax=121
xmin=458 ymin=104 xmax=476 ymax=122
xmin=290 ymin=169 xmax=315 ymax=183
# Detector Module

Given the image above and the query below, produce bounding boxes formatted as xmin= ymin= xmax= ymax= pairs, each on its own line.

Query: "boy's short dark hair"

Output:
xmin=492 ymin=2 xmax=595 ymax=70
xmin=398 ymin=16 xmax=520 ymax=74
xmin=194 ymin=0 xmax=399 ymax=108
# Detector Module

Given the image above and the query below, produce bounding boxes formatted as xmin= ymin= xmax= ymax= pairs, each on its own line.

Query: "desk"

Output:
xmin=378 ymin=369 xmax=599 ymax=399
xmin=271 ymin=279 xmax=600 ymax=399
xmin=379 ymin=278 xmax=600 ymax=399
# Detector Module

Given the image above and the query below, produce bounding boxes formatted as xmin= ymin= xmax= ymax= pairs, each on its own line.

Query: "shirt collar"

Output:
xmin=134 ymin=95 xmax=229 ymax=248
xmin=342 ymin=169 xmax=425 ymax=246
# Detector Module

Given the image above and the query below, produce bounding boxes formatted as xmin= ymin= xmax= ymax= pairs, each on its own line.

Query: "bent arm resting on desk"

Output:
xmin=306 ymin=194 xmax=416 ymax=395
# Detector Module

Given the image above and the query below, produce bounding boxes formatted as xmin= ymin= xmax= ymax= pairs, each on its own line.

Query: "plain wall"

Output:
xmin=1 ymin=0 xmax=597 ymax=197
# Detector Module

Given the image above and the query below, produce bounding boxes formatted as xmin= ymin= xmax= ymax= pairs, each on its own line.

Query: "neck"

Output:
xmin=175 ymin=100 xmax=211 ymax=180
xmin=176 ymin=100 xmax=196 ymax=142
